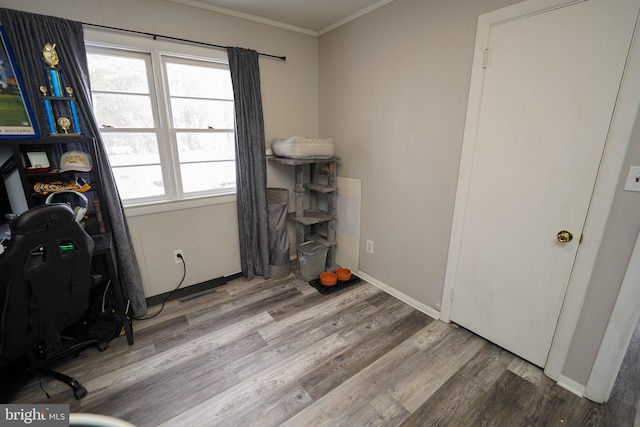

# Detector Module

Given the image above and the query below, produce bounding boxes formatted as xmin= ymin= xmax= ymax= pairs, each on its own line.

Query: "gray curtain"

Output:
xmin=0 ymin=8 xmax=147 ymax=316
xmin=227 ymin=47 xmax=270 ymax=281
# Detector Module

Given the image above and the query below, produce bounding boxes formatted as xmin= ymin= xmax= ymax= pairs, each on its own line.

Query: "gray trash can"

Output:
xmin=267 ymin=188 xmax=290 ymax=279
xmin=296 ymin=240 xmax=328 ymax=281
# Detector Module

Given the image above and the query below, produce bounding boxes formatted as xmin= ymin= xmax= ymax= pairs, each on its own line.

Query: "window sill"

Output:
xmin=123 ymin=193 xmax=236 ymax=217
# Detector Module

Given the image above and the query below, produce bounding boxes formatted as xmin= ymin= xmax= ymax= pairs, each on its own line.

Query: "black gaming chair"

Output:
xmin=0 ymin=204 xmax=105 ymax=400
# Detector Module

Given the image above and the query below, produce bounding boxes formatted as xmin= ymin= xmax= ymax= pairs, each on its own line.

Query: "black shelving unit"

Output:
xmin=3 ymin=136 xmax=133 ymax=345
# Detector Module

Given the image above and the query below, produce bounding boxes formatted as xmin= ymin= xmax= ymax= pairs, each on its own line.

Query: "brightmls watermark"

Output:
xmin=0 ymin=405 xmax=69 ymax=426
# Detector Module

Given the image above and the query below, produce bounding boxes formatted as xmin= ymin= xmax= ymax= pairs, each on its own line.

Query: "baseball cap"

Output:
xmin=59 ymin=150 xmax=93 ymax=172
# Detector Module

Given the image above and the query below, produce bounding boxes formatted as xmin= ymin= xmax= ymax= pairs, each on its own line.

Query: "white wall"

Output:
xmin=318 ymin=0 xmax=521 ymax=310
xmin=127 ymin=202 xmax=241 ymax=298
xmin=0 ymin=0 xmax=319 ymax=296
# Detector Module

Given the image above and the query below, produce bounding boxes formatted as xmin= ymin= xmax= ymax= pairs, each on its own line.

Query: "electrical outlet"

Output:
xmin=624 ymin=166 xmax=640 ymax=192
xmin=366 ymin=239 xmax=373 ymax=254
xmin=173 ymin=249 xmax=184 ymax=264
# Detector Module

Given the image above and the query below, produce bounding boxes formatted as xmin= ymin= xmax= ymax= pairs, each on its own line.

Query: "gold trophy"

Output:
xmin=42 ymin=43 xmax=59 ymax=68
xmin=40 ymin=43 xmax=82 ymax=135
xmin=57 ymin=117 xmax=71 ymax=134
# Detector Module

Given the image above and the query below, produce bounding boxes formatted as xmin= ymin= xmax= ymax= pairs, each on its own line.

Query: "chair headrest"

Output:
xmin=11 ymin=204 xmax=76 ymax=233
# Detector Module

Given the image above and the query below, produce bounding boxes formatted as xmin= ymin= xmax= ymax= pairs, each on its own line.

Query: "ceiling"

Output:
xmin=170 ymin=0 xmax=394 ymax=35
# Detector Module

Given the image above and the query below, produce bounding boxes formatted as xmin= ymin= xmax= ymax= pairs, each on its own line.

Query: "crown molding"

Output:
xmin=318 ymin=0 xmax=395 ymax=35
xmin=169 ymin=0 xmax=319 ymax=36
xmin=170 ymin=0 xmax=396 ymax=37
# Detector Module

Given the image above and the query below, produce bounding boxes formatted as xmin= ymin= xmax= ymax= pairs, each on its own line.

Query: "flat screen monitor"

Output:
xmin=0 ymin=179 xmax=12 ymax=224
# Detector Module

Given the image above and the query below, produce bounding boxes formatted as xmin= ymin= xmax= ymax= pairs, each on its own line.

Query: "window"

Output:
xmin=163 ymin=58 xmax=236 ymax=194
xmin=86 ymin=43 xmax=235 ymax=206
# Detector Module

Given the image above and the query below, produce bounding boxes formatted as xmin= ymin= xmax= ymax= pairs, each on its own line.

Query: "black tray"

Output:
xmin=309 ymin=274 xmax=362 ymax=295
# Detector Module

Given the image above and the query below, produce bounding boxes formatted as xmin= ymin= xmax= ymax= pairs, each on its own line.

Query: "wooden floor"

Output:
xmin=7 ymin=275 xmax=640 ymax=426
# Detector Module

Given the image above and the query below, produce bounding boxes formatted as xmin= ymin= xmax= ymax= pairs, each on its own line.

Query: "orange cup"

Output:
xmin=320 ymin=272 xmax=337 ymax=286
xmin=336 ymin=268 xmax=352 ymax=281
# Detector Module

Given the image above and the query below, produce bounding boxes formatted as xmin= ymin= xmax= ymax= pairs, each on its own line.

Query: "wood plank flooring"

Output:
xmin=6 ymin=275 xmax=639 ymax=426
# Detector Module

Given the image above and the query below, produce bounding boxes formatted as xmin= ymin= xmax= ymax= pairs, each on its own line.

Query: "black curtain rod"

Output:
xmin=83 ymin=22 xmax=286 ymax=61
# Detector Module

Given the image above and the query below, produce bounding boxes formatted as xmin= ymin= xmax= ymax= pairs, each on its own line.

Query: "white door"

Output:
xmin=449 ymin=0 xmax=638 ymax=367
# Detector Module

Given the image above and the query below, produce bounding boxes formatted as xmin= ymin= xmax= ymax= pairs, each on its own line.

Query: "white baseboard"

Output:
xmin=357 ymin=271 xmax=440 ymax=320
xmin=557 ymin=375 xmax=585 ymax=398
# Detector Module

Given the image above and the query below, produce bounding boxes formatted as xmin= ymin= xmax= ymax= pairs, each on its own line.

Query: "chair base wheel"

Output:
xmin=73 ymin=386 xmax=87 ymax=400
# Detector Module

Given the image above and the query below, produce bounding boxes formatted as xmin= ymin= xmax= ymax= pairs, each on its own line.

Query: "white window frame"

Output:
xmin=160 ymin=55 xmax=236 ymax=199
xmin=84 ymin=28 xmax=236 ymax=216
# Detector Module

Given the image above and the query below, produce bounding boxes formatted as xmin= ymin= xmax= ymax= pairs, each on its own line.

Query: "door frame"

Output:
xmin=440 ymin=0 xmax=640 ymax=399
xmin=585 ymin=229 xmax=640 ymax=402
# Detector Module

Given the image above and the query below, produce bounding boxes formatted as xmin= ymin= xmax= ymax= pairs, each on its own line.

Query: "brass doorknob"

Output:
xmin=557 ymin=230 xmax=573 ymax=243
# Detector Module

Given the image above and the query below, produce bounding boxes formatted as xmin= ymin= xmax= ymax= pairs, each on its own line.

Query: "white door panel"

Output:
xmin=451 ymin=0 xmax=638 ymax=367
